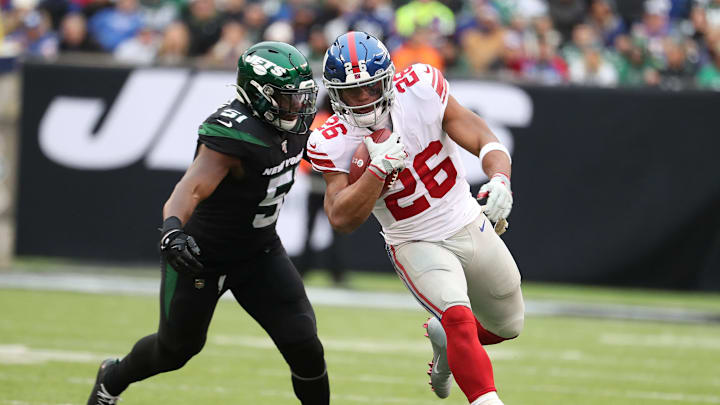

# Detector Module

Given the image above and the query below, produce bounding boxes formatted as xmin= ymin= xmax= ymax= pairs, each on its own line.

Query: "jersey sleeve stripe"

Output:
xmin=307 ymin=149 xmax=328 ymax=157
xmin=434 ymin=69 xmax=446 ymax=99
xmin=310 ymin=157 xmax=336 ymax=168
xmin=441 ymin=79 xmax=449 ymax=103
xmin=199 ymin=123 xmax=269 ymax=147
xmin=311 ymin=165 xmax=345 ymax=173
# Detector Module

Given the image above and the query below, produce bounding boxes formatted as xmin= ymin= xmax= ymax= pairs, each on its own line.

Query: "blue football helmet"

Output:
xmin=323 ymin=31 xmax=395 ymax=128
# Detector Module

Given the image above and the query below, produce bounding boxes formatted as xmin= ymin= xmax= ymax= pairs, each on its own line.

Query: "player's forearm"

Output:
xmin=482 ymin=150 xmax=511 ymax=179
xmin=162 ymin=182 xmax=203 ymax=225
xmin=325 ymin=173 xmax=384 ymax=233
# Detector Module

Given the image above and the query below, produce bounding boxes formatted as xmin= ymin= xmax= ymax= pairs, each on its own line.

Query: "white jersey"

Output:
xmin=307 ymin=63 xmax=481 ymax=245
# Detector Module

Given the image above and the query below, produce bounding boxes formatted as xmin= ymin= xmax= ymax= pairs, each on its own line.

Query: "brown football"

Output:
xmin=348 ymin=128 xmax=395 ymax=193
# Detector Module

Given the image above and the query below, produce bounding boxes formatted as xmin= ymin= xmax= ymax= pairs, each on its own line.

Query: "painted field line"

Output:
xmin=260 ymin=388 xmax=444 ymax=405
xmin=0 ymin=344 xmax=112 ymax=364
xmin=518 ymin=383 xmax=720 ymax=404
xmin=3 ymin=271 xmax=719 ymax=323
xmin=211 ymin=334 xmax=518 ymax=359
xmin=599 ymin=332 xmax=720 ymax=350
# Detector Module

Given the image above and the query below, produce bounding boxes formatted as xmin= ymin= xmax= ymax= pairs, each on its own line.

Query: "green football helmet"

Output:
xmin=235 ymin=41 xmax=318 ymax=134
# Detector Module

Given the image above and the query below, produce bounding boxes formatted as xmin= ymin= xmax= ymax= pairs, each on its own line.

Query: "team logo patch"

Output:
xmin=194 ymin=278 xmax=205 ymax=289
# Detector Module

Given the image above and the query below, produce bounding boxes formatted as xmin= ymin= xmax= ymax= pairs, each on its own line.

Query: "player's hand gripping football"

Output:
xmin=477 ymin=173 xmax=512 ymax=235
xmin=363 ymin=132 xmax=407 ymax=181
xmin=159 ymin=216 xmax=204 ymax=275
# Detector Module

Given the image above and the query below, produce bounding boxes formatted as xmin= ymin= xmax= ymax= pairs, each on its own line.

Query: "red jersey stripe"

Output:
xmin=310 ymin=158 xmax=336 ymax=168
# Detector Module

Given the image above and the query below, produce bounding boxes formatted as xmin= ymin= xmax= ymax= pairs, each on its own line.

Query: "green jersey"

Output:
xmin=184 ymin=99 xmax=308 ymax=265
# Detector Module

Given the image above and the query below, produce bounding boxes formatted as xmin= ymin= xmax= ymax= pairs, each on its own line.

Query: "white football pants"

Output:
xmin=386 ymin=213 xmax=524 ymax=338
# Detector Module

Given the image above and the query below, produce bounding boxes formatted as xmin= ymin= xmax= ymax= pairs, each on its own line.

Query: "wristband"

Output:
xmin=161 ymin=216 xmax=182 ymax=235
xmin=478 ymin=142 xmax=512 ymax=164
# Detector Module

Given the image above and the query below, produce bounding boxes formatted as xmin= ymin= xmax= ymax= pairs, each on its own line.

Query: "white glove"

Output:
xmin=364 ymin=132 xmax=407 ymax=179
xmin=478 ymin=173 xmax=513 ymax=223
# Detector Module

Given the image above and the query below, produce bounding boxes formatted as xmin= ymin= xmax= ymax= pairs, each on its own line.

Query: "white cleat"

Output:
xmin=424 ymin=317 xmax=453 ymax=398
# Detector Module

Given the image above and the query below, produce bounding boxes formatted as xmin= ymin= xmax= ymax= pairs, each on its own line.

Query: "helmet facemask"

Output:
xmin=324 ymin=63 xmax=395 ymax=128
xmin=236 ymin=79 xmax=318 ymax=135
xmin=235 ymin=41 xmax=318 ymax=134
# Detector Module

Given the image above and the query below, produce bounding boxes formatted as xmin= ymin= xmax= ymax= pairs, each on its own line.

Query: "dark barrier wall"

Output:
xmin=17 ymin=62 xmax=720 ymax=291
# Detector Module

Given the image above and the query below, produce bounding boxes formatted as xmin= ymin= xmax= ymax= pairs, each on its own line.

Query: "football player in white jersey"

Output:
xmin=307 ymin=31 xmax=524 ymax=405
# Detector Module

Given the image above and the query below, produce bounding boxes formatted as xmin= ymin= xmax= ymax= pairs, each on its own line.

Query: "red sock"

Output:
xmin=441 ymin=305 xmax=496 ymax=402
xmin=476 ymin=319 xmax=512 ymax=345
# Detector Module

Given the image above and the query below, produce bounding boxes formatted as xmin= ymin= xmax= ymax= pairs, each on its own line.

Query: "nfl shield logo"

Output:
xmin=281 ymin=140 xmax=288 ymax=153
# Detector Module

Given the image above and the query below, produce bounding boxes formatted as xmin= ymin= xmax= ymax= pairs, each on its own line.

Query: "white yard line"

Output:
xmin=1 ymin=271 xmax=718 ymax=323
xmin=518 ymin=384 xmax=720 ymax=404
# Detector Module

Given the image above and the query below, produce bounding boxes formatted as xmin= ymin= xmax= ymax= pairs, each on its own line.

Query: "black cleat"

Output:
xmin=87 ymin=358 xmax=121 ymax=405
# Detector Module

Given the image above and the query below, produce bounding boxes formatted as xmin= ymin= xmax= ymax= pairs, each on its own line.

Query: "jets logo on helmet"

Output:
xmin=323 ymin=31 xmax=395 ymax=128
xmin=235 ymin=41 xmax=318 ymax=134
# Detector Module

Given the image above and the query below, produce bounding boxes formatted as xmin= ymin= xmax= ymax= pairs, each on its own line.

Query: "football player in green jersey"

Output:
xmin=87 ymin=42 xmax=329 ymax=405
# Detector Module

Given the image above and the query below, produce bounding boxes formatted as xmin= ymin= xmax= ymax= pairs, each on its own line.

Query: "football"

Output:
xmin=348 ymin=128 xmax=396 ymax=193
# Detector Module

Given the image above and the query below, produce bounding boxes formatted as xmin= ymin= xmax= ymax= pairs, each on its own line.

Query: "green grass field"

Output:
xmin=1 ymin=268 xmax=720 ymax=405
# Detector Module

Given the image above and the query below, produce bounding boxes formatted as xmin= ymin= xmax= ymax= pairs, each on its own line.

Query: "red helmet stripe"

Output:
xmin=347 ymin=32 xmax=361 ymax=74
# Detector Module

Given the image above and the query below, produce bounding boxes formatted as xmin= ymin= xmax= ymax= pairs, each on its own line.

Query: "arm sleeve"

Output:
xmin=408 ymin=63 xmax=450 ymax=120
xmin=306 ymin=128 xmax=352 ymax=174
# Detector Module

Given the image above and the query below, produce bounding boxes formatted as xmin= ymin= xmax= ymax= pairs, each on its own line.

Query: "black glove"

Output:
xmin=159 ymin=216 xmax=204 ymax=275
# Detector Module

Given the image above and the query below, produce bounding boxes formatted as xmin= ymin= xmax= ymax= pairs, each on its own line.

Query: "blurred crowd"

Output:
xmin=2 ymin=0 xmax=720 ymax=89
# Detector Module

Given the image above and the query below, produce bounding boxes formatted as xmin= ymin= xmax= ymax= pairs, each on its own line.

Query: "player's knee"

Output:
xmin=158 ymin=337 xmax=206 ymax=371
xmin=278 ymin=335 xmax=326 ymax=379
xmin=494 ymin=314 xmax=524 ymax=339
xmin=441 ymin=305 xmax=476 ymax=337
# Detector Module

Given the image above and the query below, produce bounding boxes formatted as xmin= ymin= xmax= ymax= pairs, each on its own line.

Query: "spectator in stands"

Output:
xmin=458 ymin=4 xmax=506 ymax=75
xmin=290 ymin=3 xmax=316 ymax=46
xmin=139 ymin=0 xmax=178 ymax=33
xmin=438 ymin=34 xmax=471 ymax=76
xmin=395 ymin=0 xmax=455 ymax=39
xmin=114 ymin=26 xmax=156 ymax=64
xmin=82 ymin=0 xmax=114 ymax=20
xmin=222 ymin=0 xmax=244 ymax=22
xmin=302 ymin=24 xmax=329 ymax=75
xmin=561 ymin=23 xmax=600 ymax=65
xmin=696 ymin=37 xmax=720 ymax=88
xmin=88 ymin=0 xmax=143 ymax=51
xmin=203 ymin=19 xmax=249 ymax=68
xmin=632 ymin=0 xmax=674 ymax=61
xmin=312 ymin=0 xmax=345 ymax=43
xmin=38 ymin=0 xmax=78 ymax=30
xmin=694 ymin=0 xmax=720 ymax=32
xmin=10 ymin=9 xmax=58 ymax=58
xmin=586 ymin=0 xmax=626 ymax=47
xmin=345 ymin=0 xmax=394 ymax=42
xmin=58 ymin=11 xmax=100 ymax=51
xmin=569 ymin=46 xmax=618 ymax=86
xmin=548 ymin=0 xmax=587 ymax=43
xmin=669 ymin=0 xmax=693 ymax=20
xmin=263 ymin=20 xmax=293 ymax=43
xmin=616 ymin=37 xmax=661 ymax=86
xmin=182 ymin=0 xmax=222 ymax=56
xmin=391 ymin=23 xmax=444 ymax=72
xmin=241 ymin=1 xmax=267 ymax=43
xmin=523 ymin=38 xmax=569 ymax=84
xmin=490 ymin=31 xmax=529 ymax=79
xmin=155 ymin=20 xmax=188 ymax=64
xmin=659 ymin=38 xmax=697 ymax=89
